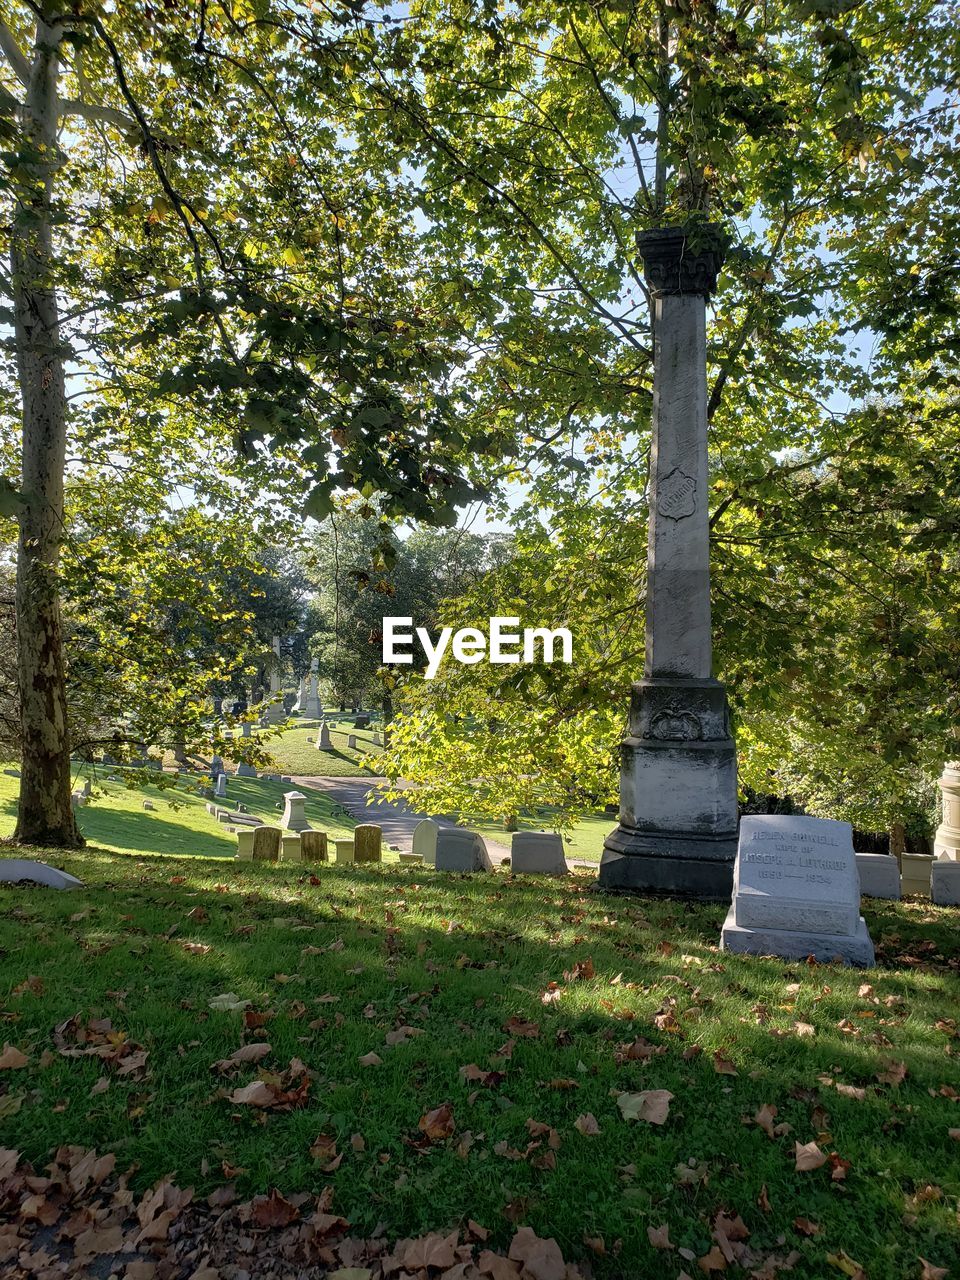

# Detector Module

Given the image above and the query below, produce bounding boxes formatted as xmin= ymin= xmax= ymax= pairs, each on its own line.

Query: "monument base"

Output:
xmin=720 ymin=906 xmax=875 ymax=967
xmin=597 ymin=677 xmax=739 ymax=899
xmin=598 ymin=835 xmax=735 ymax=899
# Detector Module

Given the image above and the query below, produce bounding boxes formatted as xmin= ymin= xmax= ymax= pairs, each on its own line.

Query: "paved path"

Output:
xmin=293 ymin=775 xmax=513 ymax=863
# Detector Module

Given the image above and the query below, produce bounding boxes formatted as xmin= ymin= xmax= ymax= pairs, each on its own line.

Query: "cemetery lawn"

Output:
xmin=0 ymin=770 xmax=357 ymax=859
xmin=1 ymin=852 xmax=959 ymax=1279
xmin=260 ymin=719 xmax=384 ymax=778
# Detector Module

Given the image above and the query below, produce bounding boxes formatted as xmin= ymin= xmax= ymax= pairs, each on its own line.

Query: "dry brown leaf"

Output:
xmin=647 ymin=1223 xmax=673 ymax=1250
xmin=0 ymin=1044 xmax=28 ymax=1069
xmin=478 ymin=1250 xmax=522 ymax=1278
xmin=919 ymin=1259 xmax=949 ymax=1280
xmin=358 ymin=1051 xmax=382 ymax=1067
xmin=250 ymin=1188 xmax=300 ymax=1228
xmin=753 ymin=1103 xmax=778 ymax=1138
xmin=712 ymin=1051 xmax=737 ymax=1076
xmin=617 ymin=1089 xmax=673 ymax=1124
xmin=876 ymin=1059 xmax=907 ymax=1086
xmin=794 ymin=1140 xmax=828 ymax=1172
xmin=508 ymin=1226 xmax=566 ymax=1280
xmin=418 ymin=1103 xmax=455 ymax=1142
xmin=793 ymin=1217 xmax=819 ymax=1236
xmin=574 ymin=1112 xmax=600 ymax=1136
xmin=503 ymin=1016 xmax=540 ymax=1038
xmin=697 ymin=1243 xmax=728 ymax=1272
xmin=212 ymin=1043 xmax=271 ymax=1072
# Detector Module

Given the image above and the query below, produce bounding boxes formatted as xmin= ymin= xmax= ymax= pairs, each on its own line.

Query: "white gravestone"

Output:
xmin=317 ymin=721 xmax=332 ymax=750
xmin=932 ymin=860 xmax=960 ymax=906
xmin=435 ymin=828 xmax=493 ymax=873
xmin=236 ymin=830 xmax=255 ymax=861
xmin=412 ymin=818 xmax=440 ymax=866
xmin=214 ymin=773 xmax=227 ymax=799
xmin=0 ymin=859 xmax=83 ymax=890
xmin=510 ymin=832 xmax=568 ymax=876
xmin=280 ymin=790 xmax=311 ymax=833
xmin=855 ymin=853 xmax=901 ymax=900
xmin=721 ymin=815 xmax=874 ymax=967
xmin=347 ymin=734 xmax=358 ymax=750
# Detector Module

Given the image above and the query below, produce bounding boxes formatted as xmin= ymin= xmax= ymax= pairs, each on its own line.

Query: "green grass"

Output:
xmin=473 ymin=813 xmax=614 ymax=863
xmin=257 ymin=716 xmax=384 ymax=778
xmin=0 ymin=848 xmax=958 ymax=1278
xmin=0 ymin=768 xmax=357 ymax=859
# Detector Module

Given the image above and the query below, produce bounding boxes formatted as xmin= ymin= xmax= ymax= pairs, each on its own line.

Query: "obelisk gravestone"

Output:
xmin=599 ymin=228 xmax=738 ymax=898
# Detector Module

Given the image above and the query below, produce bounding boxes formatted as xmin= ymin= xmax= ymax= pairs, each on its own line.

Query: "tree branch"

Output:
xmin=58 ymin=96 xmax=138 ymax=133
xmin=0 ymin=16 xmax=29 ymax=88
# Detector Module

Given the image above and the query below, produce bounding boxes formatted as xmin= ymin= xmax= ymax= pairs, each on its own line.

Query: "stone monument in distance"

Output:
xmin=599 ymin=226 xmax=738 ymax=898
xmin=721 ymin=814 xmax=874 ymax=966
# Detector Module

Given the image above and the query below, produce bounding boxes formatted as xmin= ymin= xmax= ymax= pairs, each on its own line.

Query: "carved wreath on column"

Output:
xmin=647 ymin=700 xmax=704 ymax=741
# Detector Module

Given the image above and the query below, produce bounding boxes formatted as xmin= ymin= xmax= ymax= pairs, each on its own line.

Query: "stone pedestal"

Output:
xmin=280 ymin=791 xmax=311 ymax=833
xmin=934 ymin=761 xmax=960 ymax=860
xmin=599 ymin=227 xmax=737 ymax=899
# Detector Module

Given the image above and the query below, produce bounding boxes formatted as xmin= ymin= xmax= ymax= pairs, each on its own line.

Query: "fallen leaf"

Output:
xmin=508 ymin=1226 xmax=565 ymax=1280
xmin=503 ymin=1016 xmax=539 ymax=1038
xmin=418 ymin=1103 xmax=455 ymax=1141
xmin=358 ymin=1052 xmax=382 ymax=1067
xmin=574 ymin=1112 xmax=601 ymax=1136
xmin=753 ymin=1103 xmax=778 ymax=1138
xmin=877 ymin=1059 xmax=907 ymax=1086
xmin=647 ymin=1224 xmax=673 ymax=1250
xmin=919 ymin=1259 xmax=949 ymax=1280
xmin=826 ymin=1249 xmax=866 ymax=1279
xmin=208 ymin=992 xmax=249 ymax=1012
xmin=0 ymin=1044 xmax=28 ymax=1069
xmin=617 ymin=1089 xmax=673 ymax=1125
xmin=212 ymin=1043 xmax=271 ymax=1071
xmin=793 ymin=1217 xmax=819 ymax=1236
xmin=250 ymin=1188 xmax=300 ymax=1228
xmin=795 ymin=1141 xmax=828 ymax=1172
xmin=712 ymin=1051 xmax=737 ymax=1076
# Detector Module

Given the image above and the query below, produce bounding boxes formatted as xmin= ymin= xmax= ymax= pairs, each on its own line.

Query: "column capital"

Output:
xmin=637 ymin=225 xmax=727 ymax=297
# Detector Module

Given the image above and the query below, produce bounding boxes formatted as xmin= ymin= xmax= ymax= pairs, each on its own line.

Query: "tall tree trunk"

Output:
xmin=11 ymin=15 xmax=82 ymax=848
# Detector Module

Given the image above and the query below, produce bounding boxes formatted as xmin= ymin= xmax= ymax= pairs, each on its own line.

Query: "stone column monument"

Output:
xmin=934 ymin=761 xmax=960 ymax=860
xmin=598 ymin=227 xmax=738 ymax=898
xmin=262 ymin=635 xmax=286 ymax=725
xmin=302 ymin=659 xmax=323 ymax=719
